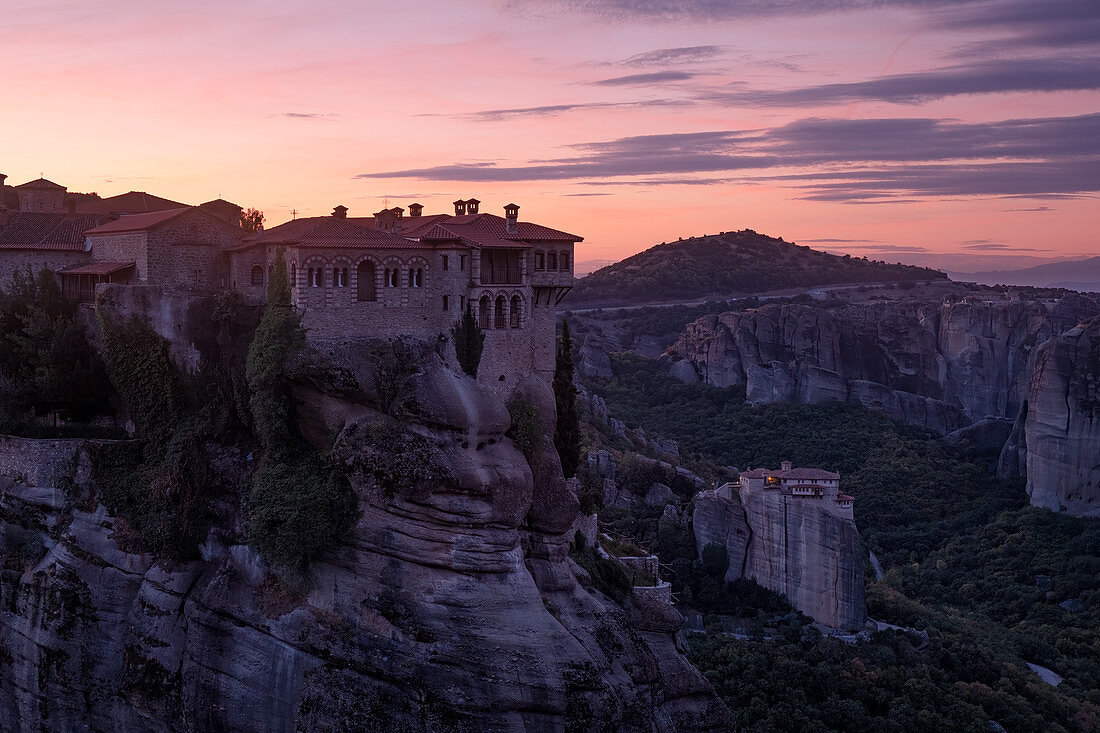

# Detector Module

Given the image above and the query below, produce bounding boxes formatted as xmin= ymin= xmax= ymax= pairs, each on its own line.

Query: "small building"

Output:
xmin=738 ymin=461 xmax=849 ymax=511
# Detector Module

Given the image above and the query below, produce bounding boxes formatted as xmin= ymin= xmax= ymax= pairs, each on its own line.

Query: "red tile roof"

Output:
xmin=84 ymin=208 xmax=193 ymax=234
xmin=250 ymin=216 xmax=423 ymax=249
xmin=14 ymin=177 xmax=65 ymax=191
xmin=0 ymin=212 xmax=104 ymax=251
xmin=76 ymin=191 xmax=188 ymax=215
xmin=779 ymin=468 xmax=840 ymax=480
xmin=58 ymin=262 xmax=135 ymax=276
xmin=836 ymin=494 xmax=855 ymax=502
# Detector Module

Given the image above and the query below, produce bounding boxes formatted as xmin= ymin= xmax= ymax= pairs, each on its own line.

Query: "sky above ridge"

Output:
xmin=2 ymin=0 xmax=1097 ymax=273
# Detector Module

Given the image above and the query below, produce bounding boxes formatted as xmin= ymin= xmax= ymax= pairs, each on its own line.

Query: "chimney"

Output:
xmin=332 ymin=205 xmax=348 ymax=218
xmin=781 ymin=460 xmax=792 ymax=471
xmin=408 ymin=202 xmax=423 ymax=217
xmin=390 ymin=206 xmax=404 ymax=218
xmin=453 ymin=199 xmax=467 ymax=216
xmin=504 ymin=203 xmax=519 ymax=235
xmin=466 ymin=198 xmax=480 ymax=214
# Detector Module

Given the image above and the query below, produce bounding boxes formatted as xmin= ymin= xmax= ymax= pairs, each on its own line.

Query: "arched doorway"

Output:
xmin=357 ymin=261 xmax=376 ymax=301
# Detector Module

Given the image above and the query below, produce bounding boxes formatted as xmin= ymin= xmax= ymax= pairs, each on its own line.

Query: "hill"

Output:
xmin=568 ymin=229 xmax=946 ymax=307
xmin=951 ymin=256 xmax=1100 ymax=291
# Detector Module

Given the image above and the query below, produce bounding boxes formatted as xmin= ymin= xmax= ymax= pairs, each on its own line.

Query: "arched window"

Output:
xmin=415 ymin=268 xmax=423 ymax=287
xmin=386 ymin=268 xmax=399 ymax=288
xmin=290 ymin=263 xmax=296 ymax=286
xmin=494 ymin=295 xmax=505 ymax=329
xmin=251 ymin=265 xmax=264 ymax=286
xmin=408 ymin=269 xmax=415 ymax=287
xmin=309 ymin=268 xmax=322 ymax=287
xmin=547 ymin=251 xmax=557 ymax=270
xmin=357 ymin=261 xmax=376 ymax=301
xmin=559 ymin=252 xmax=569 ymax=272
xmin=534 ymin=251 xmax=545 ymax=271
xmin=510 ymin=295 xmax=521 ymax=328
xmin=333 ymin=267 xmax=347 ymax=287
xmin=478 ymin=295 xmax=491 ymax=329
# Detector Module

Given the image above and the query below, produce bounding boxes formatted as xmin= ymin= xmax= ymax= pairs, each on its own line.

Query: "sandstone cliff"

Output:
xmin=0 ymin=339 xmax=729 ymax=731
xmin=1016 ymin=315 xmax=1100 ymax=517
xmin=692 ymin=487 xmax=865 ymax=631
xmin=664 ymin=294 xmax=1100 ymax=435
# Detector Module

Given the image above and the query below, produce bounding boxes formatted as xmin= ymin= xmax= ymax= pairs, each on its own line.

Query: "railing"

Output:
xmin=480 ymin=267 xmax=522 ymax=285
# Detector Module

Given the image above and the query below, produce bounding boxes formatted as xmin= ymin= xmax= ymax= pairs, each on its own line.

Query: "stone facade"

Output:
xmin=0 ymin=436 xmax=85 ymax=488
xmin=0 ymin=250 xmax=90 ymax=289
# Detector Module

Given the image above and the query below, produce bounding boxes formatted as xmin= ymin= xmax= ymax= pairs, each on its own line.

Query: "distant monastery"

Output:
xmin=718 ymin=461 xmax=854 ymax=516
xmin=0 ymin=174 xmax=581 ymax=382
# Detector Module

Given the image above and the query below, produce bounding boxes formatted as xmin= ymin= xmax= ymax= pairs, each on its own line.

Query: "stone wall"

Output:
xmin=88 ymin=231 xmax=148 ymax=277
xmin=0 ymin=436 xmax=85 ymax=487
xmin=146 ymin=211 xmax=242 ymax=288
xmin=0 ymin=250 xmax=90 ymax=288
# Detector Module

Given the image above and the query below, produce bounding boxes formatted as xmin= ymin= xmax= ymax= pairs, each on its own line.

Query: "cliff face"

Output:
xmin=665 ymin=294 xmax=1100 ymax=435
xmin=692 ymin=488 xmax=865 ymax=631
xmin=0 ymin=341 xmax=728 ymax=731
xmin=1018 ymin=316 xmax=1100 ymax=517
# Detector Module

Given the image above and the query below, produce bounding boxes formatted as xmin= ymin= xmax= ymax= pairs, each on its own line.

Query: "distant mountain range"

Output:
xmin=568 ymin=230 xmax=945 ymax=307
xmin=949 ymin=256 xmax=1100 ymax=292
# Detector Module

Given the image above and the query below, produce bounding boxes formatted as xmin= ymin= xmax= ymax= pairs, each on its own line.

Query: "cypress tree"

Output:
xmin=451 ymin=306 xmax=485 ymax=377
xmin=554 ymin=319 xmax=581 ymax=477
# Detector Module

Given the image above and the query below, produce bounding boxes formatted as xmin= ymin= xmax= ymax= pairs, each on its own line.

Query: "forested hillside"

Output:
xmin=570 ymin=229 xmax=945 ymax=307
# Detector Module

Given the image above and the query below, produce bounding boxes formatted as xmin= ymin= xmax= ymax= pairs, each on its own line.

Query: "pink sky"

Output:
xmin=3 ymin=0 xmax=1097 ymax=273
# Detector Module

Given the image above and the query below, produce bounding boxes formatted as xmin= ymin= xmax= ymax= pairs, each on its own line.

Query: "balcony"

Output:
xmin=480 ymin=267 xmax=523 ymax=285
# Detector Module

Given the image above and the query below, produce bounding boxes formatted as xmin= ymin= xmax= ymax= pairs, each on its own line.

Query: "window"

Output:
xmin=385 ymin=268 xmax=399 ymax=287
xmin=357 ymin=261 xmax=376 ymax=301
xmin=291 ymin=264 xmax=296 ymax=285
xmin=408 ymin=269 xmax=415 ymax=287
xmin=333 ymin=268 xmax=348 ymax=287
xmin=478 ymin=295 xmax=491 ymax=329
xmin=442 ymin=294 xmax=449 ymax=311
xmin=442 ymin=255 xmax=449 ymax=271
xmin=460 ymin=255 xmax=467 ymax=271
xmin=510 ymin=295 xmax=521 ymax=328
xmin=251 ymin=265 xmax=264 ymax=286
xmin=460 ymin=295 xmax=465 ymax=311
xmin=494 ymin=295 xmax=505 ymax=329
xmin=414 ymin=268 xmax=423 ymax=287
xmin=309 ymin=268 xmax=322 ymax=287
xmin=534 ymin=251 xmax=545 ymax=271
xmin=559 ymin=252 xmax=569 ymax=272
xmin=547 ymin=251 xmax=557 ymax=270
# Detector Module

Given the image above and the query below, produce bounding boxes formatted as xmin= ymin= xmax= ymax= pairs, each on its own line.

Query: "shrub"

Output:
xmin=451 ymin=307 xmax=484 ymax=377
xmin=507 ymin=398 xmax=541 ymax=459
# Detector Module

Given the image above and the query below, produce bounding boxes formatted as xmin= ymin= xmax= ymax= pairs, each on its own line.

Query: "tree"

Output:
xmin=240 ymin=207 xmax=265 ymax=233
xmin=451 ymin=306 xmax=484 ymax=377
xmin=554 ymin=319 xmax=581 ymax=478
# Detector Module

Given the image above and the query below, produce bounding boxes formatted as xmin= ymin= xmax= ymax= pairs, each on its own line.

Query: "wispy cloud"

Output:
xmin=619 ymin=45 xmax=726 ymax=66
xmin=1003 ymin=205 xmax=1053 ymax=212
xmin=359 ymin=112 xmax=1100 ymax=201
xmin=934 ymin=0 xmax=1100 ymax=51
xmin=270 ymin=112 xmax=339 ymax=120
xmin=590 ymin=71 xmax=696 ymax=86
xmin=433 ymin=99 xmax=690 ymax=121
xmin=505 ymin=0 xmax=985 ymax=22
xmin=710 ymin=57 xmax=1100 ymax=106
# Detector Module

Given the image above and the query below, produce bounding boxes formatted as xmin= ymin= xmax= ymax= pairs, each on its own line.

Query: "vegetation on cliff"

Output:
xmin=569 ymin=230 xmax=945 ymax=306
xmin=451 ymin=306 xmax=484 ymax=377
xmin=0 ymin=268 xmax=112 ymax=433
xmin=581 ymin=351 xmax=1100 ymax=730
xmin=554 ymin=320 xmax=581 ymax=477
xmin=245 ymin=255 xmax=356 ymax=575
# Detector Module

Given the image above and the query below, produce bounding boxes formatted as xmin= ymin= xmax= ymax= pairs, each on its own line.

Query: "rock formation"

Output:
xmin=1015 ymin=315 xmax=1100 ymax=516
xmin=0 ymin=339 xmax=729 ymax=731
xmin=693 ymin=483 xmax=865 ymax=631
xmin=664 ymin=294 xmax=1100 ymax=435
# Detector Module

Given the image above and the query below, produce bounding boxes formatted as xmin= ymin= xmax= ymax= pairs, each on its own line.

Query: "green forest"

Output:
xmin=569 ymin=230 xmax=945 ymax=307
xmin=581 ymin=352 xmax=1099 ymax=732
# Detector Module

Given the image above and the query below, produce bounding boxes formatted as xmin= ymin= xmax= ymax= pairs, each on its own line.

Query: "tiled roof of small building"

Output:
xmin=59 ymin=262 xmax=135 ymax=276
xmin=741 ymin=468 xmax=771 ymax=478
xmin=836 ymin=494 xmax=855 ymax=502
xmin=778 ymin=467 xmax=841 ymax=480
xmin=84 ymin=208 xmax=194 ymax=234
xmin=0 ymin=212 xmax=104 ymax=251
xmin=77 ymin=191 xmax=188 ymax=215
xmin=13 ymin=177 xmax=66 ymax=191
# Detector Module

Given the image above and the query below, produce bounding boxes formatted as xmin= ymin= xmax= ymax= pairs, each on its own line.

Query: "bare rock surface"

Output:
xmin=692 ymin=488 xmax=865 ymax=630
xmin=0 ymin=342 xmax=729 ymax=732
xmin=664 ymin=294 xmax=1100 ymax=435
xmin=1020 ymin=315 xmax=1100 ymax=516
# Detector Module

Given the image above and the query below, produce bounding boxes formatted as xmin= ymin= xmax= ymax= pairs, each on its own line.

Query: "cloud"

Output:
xmin=590 ymin=71 xmax=697 ymax=86
xmin=271 ymin=112 xmax=338 ymax=120
xmin=562 ymin=192 xmax=613 ymax=196
xmin=443 ymin=99 xmax=690 ymax=121
xmin=934 ymin=0 xmax=1100 ymax=50
xmin=503 ymin=0 xmax=983 ymax=22
xmin=359 ymin=112 xmax=1100 ymax=201
xmin=714 ymin=57 xmax=1100 ymax=106
xmin=1003 ymin=205 xmax=1053 ymax=212
xmin=963 ymin=242 xmax=1051 ymax=251
xmin=619 ymin=45 xmax=726 ymax=66
xmin=802 ymin=238 xmax=879 ymax=243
